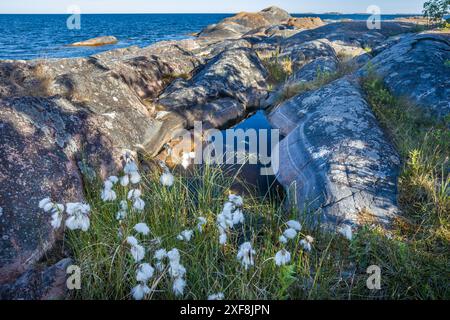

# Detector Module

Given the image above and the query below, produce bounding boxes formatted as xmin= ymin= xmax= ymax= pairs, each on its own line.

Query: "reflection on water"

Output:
xmin=217 ymin=110 xmax=283 ymax=197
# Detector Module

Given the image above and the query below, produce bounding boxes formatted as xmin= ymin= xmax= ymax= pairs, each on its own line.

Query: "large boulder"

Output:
xmin=68 ymin=36 xmax=118 ymax=47
xmin=158 ymin=47 xmax=268 ymax=127
xmin=282 ymin=21 xmax=419 ymax=59
xmin=362 ymin=32 xmax=450 ymax=119
xmin=269 ymin=78 xmax=400 ymax=228
xmin=198 ymin=6 xmax=291 ymax=39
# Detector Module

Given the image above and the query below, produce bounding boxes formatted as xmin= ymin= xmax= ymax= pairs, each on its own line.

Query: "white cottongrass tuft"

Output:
xmin=219 ymin=231 xmax=227 ymax=245
xmin=228 ymin=194 xmax=243 ymax=207
xmin=172 ymin=277 xmax=186 ymax=296
xmin=160 ymin=171 xmax=174 ymax=187
xmin=287 ymin=220 xmax=302 ymax=231
xmin=167 ymin=248 xmax=180 ymax=263
xmin=136 ymin=263 xmax=154 ymax=282
xmin=120 ymin=174 xmax=129 ymax=187
xmin=134 ymin=223 xmax=150 ymax=235
xmin=39 ymin=197 xmax=53 ymax=212
xmin=65 ymin=202 xmax=91 ymax=231
xmin=130 ymin=244 xmax=146 ymax=262
xmin=108 ymin=176 xmax=119 ymax=184
xmin=166 ymin=248 xmax=187 ymax=296
xmin=283 ymin=228 xmax=297 ymax=240
xmin=300 ymin=235 xmax=314 ymax=252
xmin=208 ymin=292 xmax=224 ymax=300
xmin=154 ymin=248 xmax=167 ymax=261
xmin=177 ymin=229 xmax=193 ymax=242
xmin=181 ymin=151 xmax=195 ymax=170
xmin=39 ymin=198 xmax=65 ymax=229
xmin=236 ymin=242 xmax=255 ymax=270
xmin=116 ymin=200 xmax=128 ymax=220
xmin=131 ymin=283 xmax=150 ymax=300
xmin=127 ymin=189 xmax=145 ymax=211
xmin=127 ymin=236 xmax=145 ymax=262
xmin=197 ymin=216 xmax=207 ymax=233
xmin=126 ymin=236 xmax=139 ymax=246
xmin=216 ymin=195 xmax=245 ymax=245
xmin=279 ymin=235 xmax=288 ymax=244
xmin=274 ymin=249 xmax=291 ymax=266
xmin=101 ymin=179 xmax=117 ymax=202
xmin=338 ymin=224 xmax=353 ymax=241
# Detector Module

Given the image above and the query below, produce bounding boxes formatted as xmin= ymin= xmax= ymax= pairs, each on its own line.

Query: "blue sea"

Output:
xmin=0 ymin=13 xmax=422 ymax=60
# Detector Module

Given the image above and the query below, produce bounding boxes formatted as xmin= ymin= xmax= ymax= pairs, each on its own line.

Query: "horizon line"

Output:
xmin=0 ymin=12 xmax=423 ymax=15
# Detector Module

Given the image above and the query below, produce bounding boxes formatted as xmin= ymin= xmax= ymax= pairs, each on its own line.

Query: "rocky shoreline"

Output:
xmin=0 ymin=6 xmax=449 ymax=299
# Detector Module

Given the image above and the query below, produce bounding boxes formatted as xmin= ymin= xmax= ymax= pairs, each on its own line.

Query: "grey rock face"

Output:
xmin=0 ymin=258 xmax=73 ymax=300
xmin=270 ymin=78 xmax=400 ymax=228
xmin=158 ymin=48 xmax=268 ymax=127
xmin=363 ymin=32 xmax=450 ymax=119
xmin=282 ymin=21 xmax=419 ymax=59
xmin=0 ymin=97 xmax=83 ymax=284
xmin=198 ymin=6 xmax=291 ymax=39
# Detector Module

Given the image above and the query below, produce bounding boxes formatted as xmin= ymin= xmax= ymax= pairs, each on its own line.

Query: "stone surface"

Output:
xmin=158 ymin=47 xmax=268 ymax=127
xmin=0 ymin=258 xmax=73 ymax=300
xmin=68 ymin=36 xmax=118 ymax=47
xmin=361 ymin=32 xmax=450 ymax=119
xmin=286 ymin=17 xmax=325 ymax=29
xmin=198 ymin=6 xmax=291 ymax=39
xmin=269 ymin=78 xmax=400 ymax=228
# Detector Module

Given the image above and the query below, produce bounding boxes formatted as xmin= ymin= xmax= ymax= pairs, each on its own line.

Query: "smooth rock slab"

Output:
xmin=362 ymin=32 xmax=450 ymax=119
xmin=68 ymin=36 xmax=118 ymax=47
xmin=270 ymin=78 xmax=400 ymax=228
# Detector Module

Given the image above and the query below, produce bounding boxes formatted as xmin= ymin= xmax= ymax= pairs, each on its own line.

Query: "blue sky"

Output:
xmin=0 ymin=0 xmax=427 ymax=14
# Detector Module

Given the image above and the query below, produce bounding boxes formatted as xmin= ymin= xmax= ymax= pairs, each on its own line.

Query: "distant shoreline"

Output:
xmin=0 ymin=12 xmax=424 ymax=15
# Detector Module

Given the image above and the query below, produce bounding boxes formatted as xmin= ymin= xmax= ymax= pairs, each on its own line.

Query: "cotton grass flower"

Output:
xmin=338 ymin=224 xmax=353 ymax=241
xmin=130 ymin=244 xmax=145 ymax=262
xmin=172 ymin=277 xmax=186 ymax=296
xmin=216 ymin=195 xmax=245 ymax=245
xmin=236 ymin=242 xmax=255 ymax=270
xmin=134 ymin=223 xmax=150 ymax=235
xmin=166 ymin=248 xmax=187 ymax=296
xmin=131 ymin=283 xmax=150 ymax=300
xmin=128 ymin=189 xmax=145 ymax=211
xmin=120 ymin=174 xmax=130 ymax=187
xmin=181 ymin=151 xmax=195 ymax=170
xmin=208 ymin=293 xmax=224 ymax=300
xmin=169 ymin=262 xmax=186 ymax=278
xmin=39 ymin=197 xmax=53 ymax=212
xmin=177 ymin=229 xmax=193 ymax=242
xmin=101 ymin=179 xmax=117 ymax=202
xmin=287 ymin=220 xmax=302 ymax=231
xmin=160 ymin=171 xmax=174 ymax=187
xmin=116 ymin=200 xmax=128 ymax=220
xmin=136 ymin=263 xmax=154 ymax=282
xmin=274 ymin=249 xmax=291 ymax=266
xmin=300 ymin=235 xmax=314 ymax=252
xmin=228 ymin=194 xmax=243 ymax=207
xmin=197 ymin=216 xmax=207 ymax=233
xmin=127 ymin=236 xmax=139 ymax=246
xmin=283 ymin=228 xmax=297 ymax=239
xmin=65 ymin=202 xmax=91 ymax=231
xmin=167 ymin=248 xmax=180 ymax=263
xmin=279 ymin=235 xmax=288 ymax=244
xmin=154 ymin=249 xmax=167 ymax=261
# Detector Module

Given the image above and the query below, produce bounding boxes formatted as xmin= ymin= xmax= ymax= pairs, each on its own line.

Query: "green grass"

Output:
xmin=258 ymin=49 xmax=293 ymax=85
xmin=276 ymin=60 xmax=358 ymax=104
xmin=66 ymin=71 xmax=449 ymax=300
